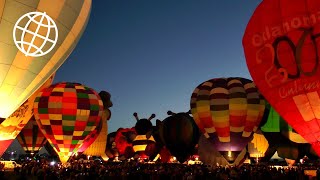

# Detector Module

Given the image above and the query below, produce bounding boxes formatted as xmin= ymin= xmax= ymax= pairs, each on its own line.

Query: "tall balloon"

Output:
xmin=16 ymin=116 xmax=47 ymax=155
xmin=33 ymin=82 xmax=103 ymax=163
xmin=0 ymin=74 xmax=54 ymax=157
xmin=190 ymin=77 xmax=266 ymax=162
xmin=0 ymin=0 xmax=92 ymax=118
xmin=243 ymin=0 xmax=320 ymax=155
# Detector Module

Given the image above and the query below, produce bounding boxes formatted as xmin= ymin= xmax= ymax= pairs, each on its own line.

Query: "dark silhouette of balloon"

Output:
xmin=105 ymin=132 xmax=118 ymax=159
xmin=243 ymin=0 xmax=320 ymax=156
xmin=190 ymin=77 xmax=266 ymax=163
xmin=159 ymin=110 xmax=199 ymax=163
xmin=159 ymin=146 xmax=171 ymax=163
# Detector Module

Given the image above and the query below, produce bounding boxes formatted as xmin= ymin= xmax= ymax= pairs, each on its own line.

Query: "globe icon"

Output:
xmin=13 ymin=12 xmax=58 ymax=57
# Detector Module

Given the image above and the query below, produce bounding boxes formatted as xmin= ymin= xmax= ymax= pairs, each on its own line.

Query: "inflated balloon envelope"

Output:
xmin=0 ymin=74 xmax=54 ymax=157
xmin=0 ymin=0 xmax=92 ymax=118
xmin=243 ymin=0 xmax=320 ymax=156
xmin=190 ymin=77 xmax=266 ymax=163
xmin=33 ymin=82 xmax=103 ymax=164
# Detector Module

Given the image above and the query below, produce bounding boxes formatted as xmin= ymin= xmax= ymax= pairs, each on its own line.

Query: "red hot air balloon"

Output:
xmin=114 ymin=128 xmax=136 ymax=157
xmin=33 ymin=82 xmax=103 ymax=163
xmin=243 ymin=0 xmax=320 ymax=155
xmin=190 ymin=77 xmax=266 ymax=163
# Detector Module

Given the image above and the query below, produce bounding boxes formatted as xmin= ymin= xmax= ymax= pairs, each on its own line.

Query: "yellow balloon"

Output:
xmin=83 ymin=109 xmax=110 ymax=157
xmin=0 ymin=74 xmax=54 ymax=156
xmin=0 ymin=0 xmax=92 ymax=118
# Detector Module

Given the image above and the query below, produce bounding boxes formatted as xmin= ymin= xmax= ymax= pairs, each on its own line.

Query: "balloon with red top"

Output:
xmin=243 ymin=0 xmax=320 ymax=156
xmin=33 ymin=82 xmax=103 ymax=164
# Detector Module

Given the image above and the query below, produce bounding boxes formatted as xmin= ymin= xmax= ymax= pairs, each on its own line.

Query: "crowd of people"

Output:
xmin=0 ymin=159 xmax=320 ymax=180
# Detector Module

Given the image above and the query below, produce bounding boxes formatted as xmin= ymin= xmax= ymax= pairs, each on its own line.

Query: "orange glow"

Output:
xmin=0 ymin=75 xmax=54 ymax=141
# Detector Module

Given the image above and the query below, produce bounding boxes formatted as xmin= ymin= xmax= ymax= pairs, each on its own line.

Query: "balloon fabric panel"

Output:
xmin=0 ymin=0 xmax=91 ymax=118
xmin=33 ymin=82 xmax=103 ymax=163
xmin=243 ymin=0 xmax=320 ymax=155
xmin=190 ymin=77 xmax=265 ymax=143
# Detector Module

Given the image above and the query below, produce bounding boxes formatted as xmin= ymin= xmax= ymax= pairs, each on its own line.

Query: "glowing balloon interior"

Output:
xmin=0 ymin=0 xmax=92 ymax=118
xmin=243 ymin=0 xmax=320 ymax=155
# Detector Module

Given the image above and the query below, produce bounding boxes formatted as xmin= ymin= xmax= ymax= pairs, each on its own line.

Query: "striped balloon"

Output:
xmin=132 ymin=134 xmax=156 ymax=157
xmin=190 ymin=77 xmax=266 ymax=161
xmin=16 ymin=116 xmax=47 ymax=154
xmin=33 ymin=82 xmax=103 ymax=164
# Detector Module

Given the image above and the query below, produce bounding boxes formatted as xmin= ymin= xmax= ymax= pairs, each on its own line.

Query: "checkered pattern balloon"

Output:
xmin=33 ymin=82 xmax=103 ymax=163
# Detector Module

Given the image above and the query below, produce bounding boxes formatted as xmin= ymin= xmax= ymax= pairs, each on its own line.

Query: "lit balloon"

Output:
xmin=190 ymin=77 xmax=266 ymax=162
xmin=16 ymin=116 xmax=47 ymax=155
xmin=260 ymin=103 xmax=318 ymax=161
xmin=0 ymin=0 xmax=92 ymax=118
xmin=77 ymin=118 xmax=103 ymax=153
xmin=198 ymin=134 xmax=247 ymax=166
xmin=243 ymin=0 xmax=320 ymax=155
xmin=132 ymin=113 xmax=156 ymax=158
xmin=0 ymin=74 xmax=54 ymax=157
xmin=248 ymin=132 xmax=268 ymax=158
xmin=33 ymin=82 xmax=103 ymax=163
xmin=114 ymin=128 xmax=136 ymax=157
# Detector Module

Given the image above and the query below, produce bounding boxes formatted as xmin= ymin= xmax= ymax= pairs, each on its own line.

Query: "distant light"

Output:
xmin=195 ymin=157 xmax=199 ymax=161
xmin=173 ymin=157 xmax=176 ymax=161
xmin=11 ymin=152 xmax=14 ymax=155
xmin=228 ymin=151 xmax=232 ymax=157
xmin=50 ymin=161 xmax=55 ymax=166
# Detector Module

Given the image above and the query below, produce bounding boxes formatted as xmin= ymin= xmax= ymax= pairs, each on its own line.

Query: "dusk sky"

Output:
xmin=53 ymin=0 xmax=262 ymax=133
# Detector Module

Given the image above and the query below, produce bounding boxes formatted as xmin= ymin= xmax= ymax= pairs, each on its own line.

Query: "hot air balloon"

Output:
xmin=190 ymin=77 xmax=266 ymax=163
xmin=132 ymin=113 xmax=157 ymax=159
xmin=16 ymin=116 xmax=47 ymax=155
xmin=243 ymin=0 xmax=320 ymax=156
xmin=0 ymin=0 xmax=92 ymax=119
xmin=83 ymin=91 xmax=112 ymax=158
xmin=0 ymin=74 xmax=54 ymax=157
xmin=33 ymin=82 xmax=103 ymax=164
xmin=159 ymin=110 xmax=199 ymax=163
xmin=114 ymin=128 xmax=136 ymax=158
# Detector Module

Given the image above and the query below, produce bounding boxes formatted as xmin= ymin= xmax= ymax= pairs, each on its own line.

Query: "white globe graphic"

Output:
xmin=13 ymin=12 xmax=58 ymax=57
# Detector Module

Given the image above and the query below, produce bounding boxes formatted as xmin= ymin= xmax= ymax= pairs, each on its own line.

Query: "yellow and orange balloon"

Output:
xmin=0 ymin=0 xmax=92 ymax=119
